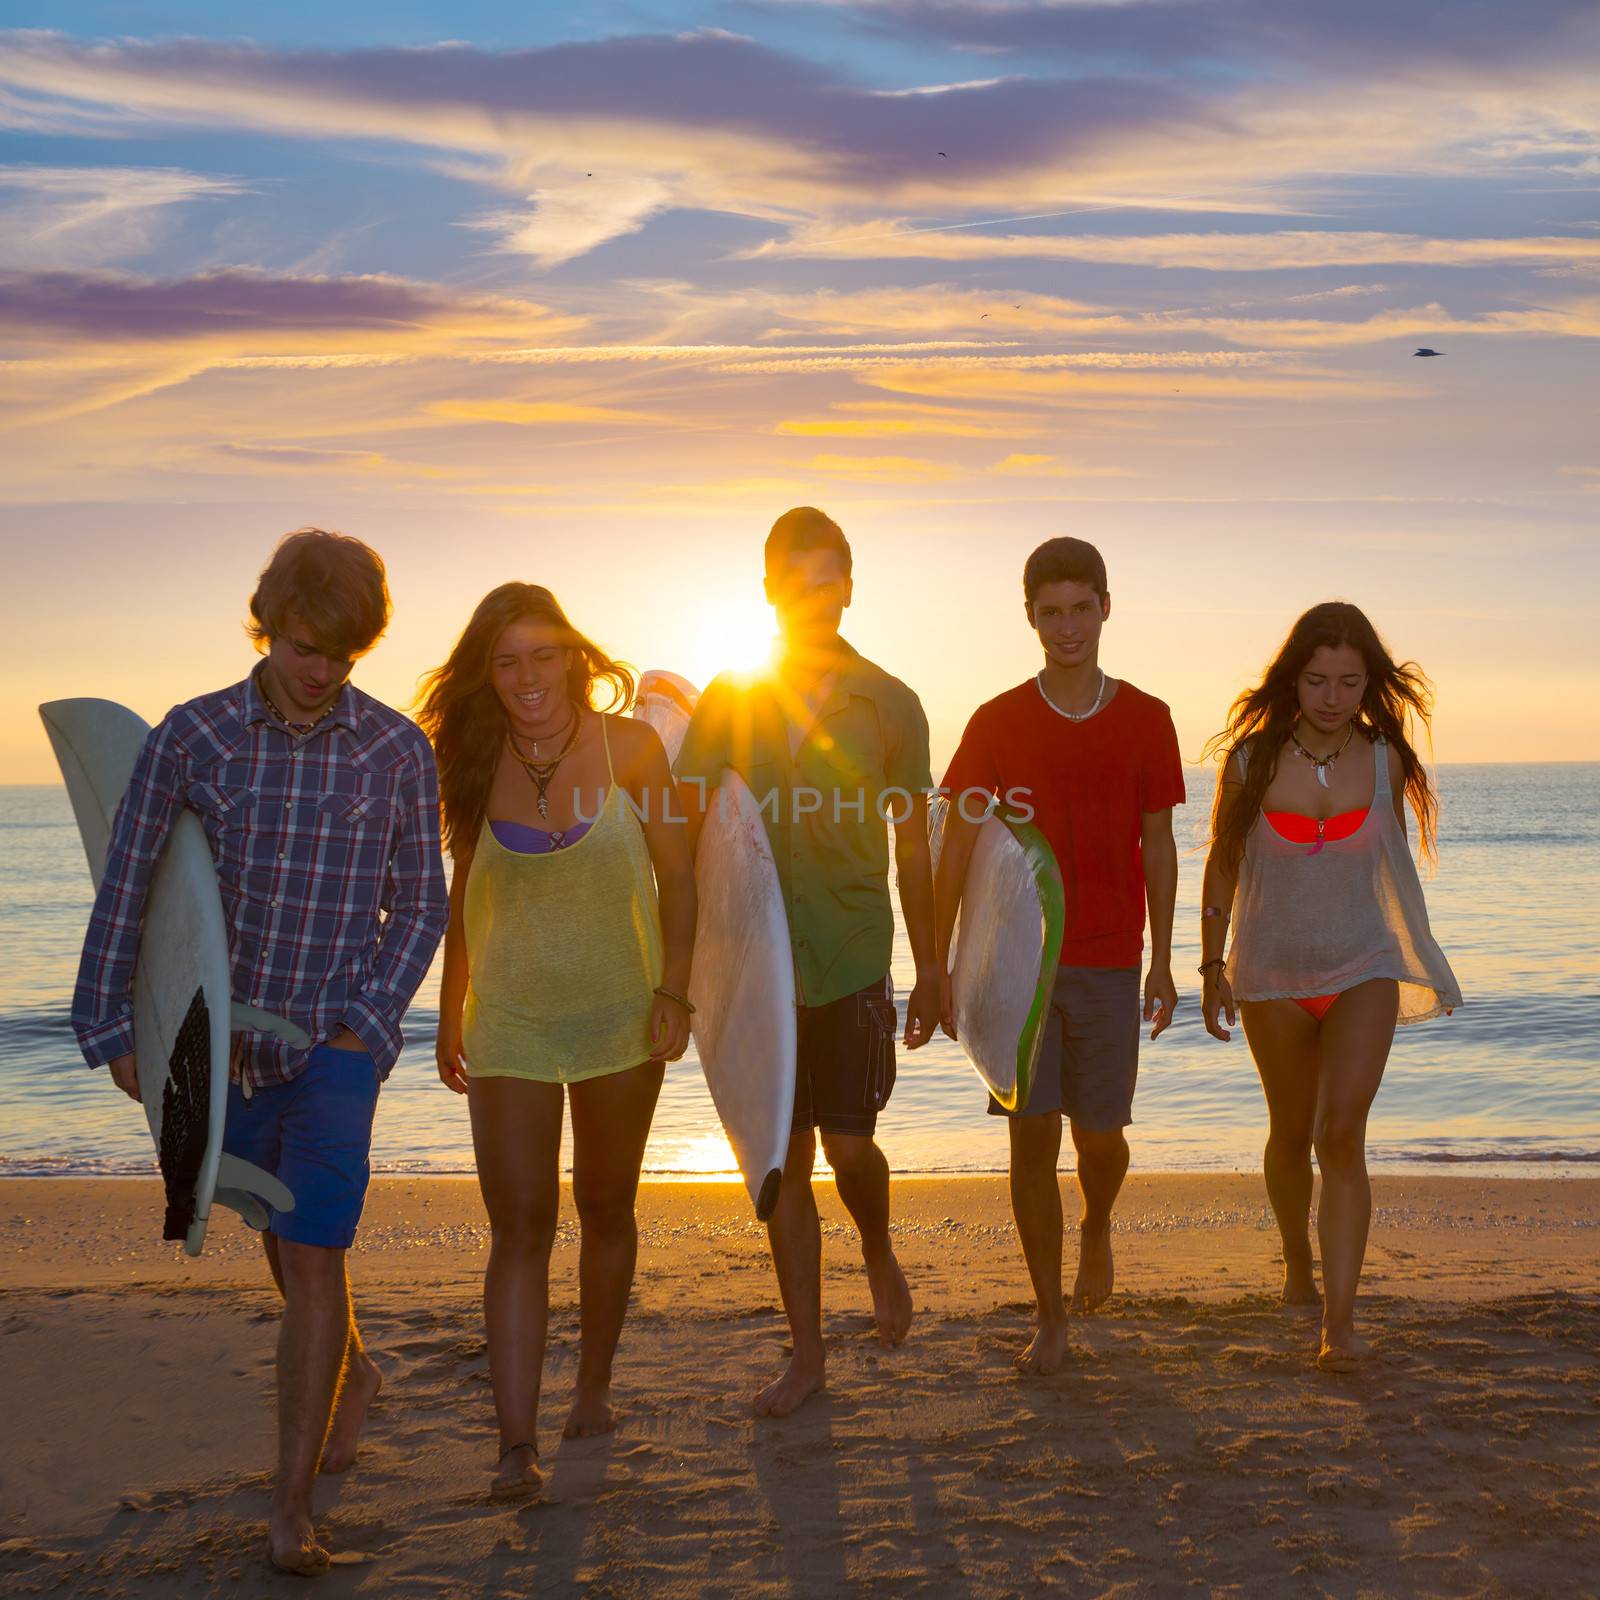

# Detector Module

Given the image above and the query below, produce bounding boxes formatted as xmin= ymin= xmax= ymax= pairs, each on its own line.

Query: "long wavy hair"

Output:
xmin=416 ymin=583 xmax=635 ymax=857
xmin=1203 ymin=601 xmax=1439 ymax=871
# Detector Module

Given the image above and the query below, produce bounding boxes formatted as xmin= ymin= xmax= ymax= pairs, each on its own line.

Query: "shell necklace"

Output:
xmin=260 ymin=677 xmax=336 ymax=737
xmin=1037 ymin=669 xmax=1107 ymax=722
xmin=1289 ymin=720 xmax=1355 ymax=789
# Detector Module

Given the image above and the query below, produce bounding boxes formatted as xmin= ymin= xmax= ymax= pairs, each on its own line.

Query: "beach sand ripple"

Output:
xmin=2 ymin=1176 xmax=1595 ymax=1597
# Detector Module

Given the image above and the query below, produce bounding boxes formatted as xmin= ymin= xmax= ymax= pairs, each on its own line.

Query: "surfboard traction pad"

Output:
xmin=159 ymin=986 xmax=212 ymax=1241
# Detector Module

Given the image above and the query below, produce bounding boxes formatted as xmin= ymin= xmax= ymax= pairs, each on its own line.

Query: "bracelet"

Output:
xmin=653 ymin=985 xmax=696 ymax=1015
xmin=1197 ymin=958 xmax=1226 ymax=976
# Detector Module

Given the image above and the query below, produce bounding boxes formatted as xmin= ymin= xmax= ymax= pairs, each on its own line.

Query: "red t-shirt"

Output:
xmin=940 ymin=678 xmax=1185 ymax=968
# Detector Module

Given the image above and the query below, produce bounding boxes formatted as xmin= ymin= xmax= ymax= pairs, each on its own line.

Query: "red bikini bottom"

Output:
xmin=1294 ymin=994 xmax=1339 ymax=1022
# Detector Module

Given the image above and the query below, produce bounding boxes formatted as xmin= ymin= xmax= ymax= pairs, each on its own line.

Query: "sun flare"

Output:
xmin=687 ymin=592 xmax=777 ymax=686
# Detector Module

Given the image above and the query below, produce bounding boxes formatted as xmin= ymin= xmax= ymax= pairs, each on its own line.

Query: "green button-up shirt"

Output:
xmin=675 ymin=641 xmax=932 ymax=1007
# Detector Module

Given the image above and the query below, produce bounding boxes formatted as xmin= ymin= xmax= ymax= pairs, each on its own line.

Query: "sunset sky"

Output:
xmin=2 ymin=3 xmax=1597 ymax=782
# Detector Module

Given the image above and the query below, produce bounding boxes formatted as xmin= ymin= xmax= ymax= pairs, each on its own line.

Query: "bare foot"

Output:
xmin=1316 ymin=1326 xmax=1368 ymax=1374
xmin=1070 ymin=1223 xmax=1114 ymax=1314
xmin=1281 ymin=1259 xmax=1322 ymax=1315
xmin=864 ymin=1249 xmax=913 ymax=1348
xmin=268 ymin=1512 xmax=330 ymax=1577
xmin=562 ymin=1384 xmax=616 ymax=1439
xmin=489 ymin=1442 xmax=543 ymax=1503
xmin=752 ymin=1355 xmax=825 ymax=1418
xmin=1013 ymin=1320 xmax=1070 ymax=1376
xmin=320 ymin=1354 xmax=382 ymax=1474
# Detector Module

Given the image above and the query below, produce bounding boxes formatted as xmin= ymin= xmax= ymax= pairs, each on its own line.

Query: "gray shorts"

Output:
xmin=987 ymin=965 xmax=1141 ymax=1129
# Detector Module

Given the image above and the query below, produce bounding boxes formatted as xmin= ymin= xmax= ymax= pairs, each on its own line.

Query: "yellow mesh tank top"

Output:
xmin=462 ymin=716 xmax=663 ymax=1082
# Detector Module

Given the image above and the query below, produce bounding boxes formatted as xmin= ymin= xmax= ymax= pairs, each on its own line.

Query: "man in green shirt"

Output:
xmin=677 ymin=506 xmax=941 ymax=1417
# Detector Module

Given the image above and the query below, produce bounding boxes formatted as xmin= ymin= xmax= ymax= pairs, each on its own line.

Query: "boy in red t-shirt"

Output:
xmin=936 ymin=536 xmax=1184 ymax=1375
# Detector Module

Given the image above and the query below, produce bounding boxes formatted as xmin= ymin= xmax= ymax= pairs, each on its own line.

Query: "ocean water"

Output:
xmin=2 ymin=766 xmax=1597 ymax=1179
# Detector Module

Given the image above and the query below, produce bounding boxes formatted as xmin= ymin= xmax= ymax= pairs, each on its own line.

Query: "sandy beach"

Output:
xmin=3 ymin=1173 xmax=1596 ymax=1597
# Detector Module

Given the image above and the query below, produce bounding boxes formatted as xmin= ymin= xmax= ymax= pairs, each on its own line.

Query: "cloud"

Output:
xmin=852 ymin=363 xmax=1405 ymax=405
xmin=1280 ymin=283 xmax=1392 ymax=303
xmin=208 ymin=442 xmax=388 ymax=470
xmin=776 ymin=413 xmax=1027 ymax=438
xmin=746 ymin=284 xmax=1600 ymax=349
xmin=709 ymin=350 xmax=1279 ymax=374
xmin=746 ymin=226 xmax=1600 ymax=271
xmin=0 ymin=267 xmax=582 ymax=347
xmin=0 ymin=31 xmax=1337 ymax=262
xmin=808 ymin=452 xmax=957 ymax=482
xmin=462 ymin=175 xmax=674 ymax=268
xmin=0 ymin=164 xmax=247 ymax=269
xmin=472 ymin=339 xmax=1017 ymax=364
xmin=2 ymin=24 xmax=1594 ymax=274
xmin=991 ymin=453 xmax=1129 ymax=478
xmin=790 ymin=0 xmax=1600 ymax=80
xmin=430 ymin=399 xmax=662 ymax=425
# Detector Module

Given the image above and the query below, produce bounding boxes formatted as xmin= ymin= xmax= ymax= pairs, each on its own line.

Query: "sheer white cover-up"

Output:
xmin=1226 ymin=736 xmax=1462 ymax=1025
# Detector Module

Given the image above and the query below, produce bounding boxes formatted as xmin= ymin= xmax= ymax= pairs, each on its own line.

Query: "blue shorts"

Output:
xmin=988 ymin=966 xmax=1141 ymax=1130
xmin=222 ymin=1042 xmax=381 ymax=1249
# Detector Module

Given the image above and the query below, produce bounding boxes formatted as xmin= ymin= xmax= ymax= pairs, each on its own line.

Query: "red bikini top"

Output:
xmin=1263 ymin=807 xmax=1369 ymax=846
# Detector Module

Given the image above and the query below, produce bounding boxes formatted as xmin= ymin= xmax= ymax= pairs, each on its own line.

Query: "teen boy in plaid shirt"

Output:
xmin=72 ymin=528 xmax=448 ymax=1575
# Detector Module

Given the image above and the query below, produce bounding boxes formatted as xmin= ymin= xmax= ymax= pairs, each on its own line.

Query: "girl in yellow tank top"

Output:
xmin=419 ymin=584 xmax=696 ymax=1502
xmin=461 ymin=714 xmax=664 ymax=1081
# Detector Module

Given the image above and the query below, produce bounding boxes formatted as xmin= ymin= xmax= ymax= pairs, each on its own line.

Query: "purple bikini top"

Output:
xmin=489 ymin=817 xmax=594 ymax=854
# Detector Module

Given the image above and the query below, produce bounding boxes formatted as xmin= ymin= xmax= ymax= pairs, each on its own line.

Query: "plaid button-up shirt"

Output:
xmin=72 ymin=670 xmax=449 ymax=1089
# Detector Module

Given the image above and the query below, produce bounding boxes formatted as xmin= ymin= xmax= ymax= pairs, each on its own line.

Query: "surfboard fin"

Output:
xmin=215 ymin=1153 xmax=296 ymax=1215
xmin=212 ymin=1188 xmax=272 ymax=1230
xmin=230 ymin=1003 xmax=311 ymax=1048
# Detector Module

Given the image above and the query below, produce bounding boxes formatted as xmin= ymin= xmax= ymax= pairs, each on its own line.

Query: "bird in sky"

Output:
xmin=1414 ymin=347 xmax=1442 ymax=357
xmin=937 ymin=151 xmax=948 ymax=158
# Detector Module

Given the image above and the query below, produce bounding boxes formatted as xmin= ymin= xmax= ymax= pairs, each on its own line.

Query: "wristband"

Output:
xmin=653 ymin=985 xmax=696 ymax=1015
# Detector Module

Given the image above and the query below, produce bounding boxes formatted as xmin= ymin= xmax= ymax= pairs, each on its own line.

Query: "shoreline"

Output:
xmin=5 ymin=1158 xmax=1599 ymax=1181
xmin=6 ymin=1173 xmax=1597 ymax=1294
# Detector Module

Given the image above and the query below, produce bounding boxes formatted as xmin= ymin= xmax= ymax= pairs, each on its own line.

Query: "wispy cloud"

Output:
xmin=462 ymin=174 xmax=673 ymax=268
xmin=991 ymin=453 xmax=1130 ymax=478
xmin=472 ymin=340 xmax=1018 ymax=364
xmin=776 ymin=413 xmax=1027 ymax=438
xmin=0 ymin=164 xmax=246 ymax=269
xmin=790 ymin=0 xmax=1600 ymax=80
xmin=808 ymin=452 xmax=957 ymax=482
xmin=430 ymin=399 xmax=662 ymax=426
xmin=9 ymin=27 xmax=1592 ymax=268
xmin=746 ymin=227 xmax=1600 ymax=271
xmin=747 ymin=285 xmax=1600 ymax=349
xmin=193 ymin=442 xmax=459 ymax=479
xmin=0 ymin=267 xmax=582 ymax=346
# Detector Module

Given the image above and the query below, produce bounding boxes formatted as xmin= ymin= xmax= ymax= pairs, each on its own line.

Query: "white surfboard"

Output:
xmin=633 ymin=670 xmax=700 ymax=768
xmin=41 ymin=699 xmax=304 ymax=1255
xmin=634 ymin=674 xmax=796 ymax=1218
xmin=930 ymin=796 xmax=1065 ymax=1112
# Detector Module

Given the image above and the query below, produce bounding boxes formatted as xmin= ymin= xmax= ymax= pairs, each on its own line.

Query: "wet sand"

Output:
xmin=3 ymin=1174 xmax=1596 ymax=1596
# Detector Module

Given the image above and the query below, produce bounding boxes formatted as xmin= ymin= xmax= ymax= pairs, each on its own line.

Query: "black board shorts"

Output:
xmin=793 ymin=974 xmax=898 ymax=1137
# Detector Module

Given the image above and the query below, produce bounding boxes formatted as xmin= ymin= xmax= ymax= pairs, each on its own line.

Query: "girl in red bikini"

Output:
xmin=1198 ymin=602 xmax=1461 ymax=1373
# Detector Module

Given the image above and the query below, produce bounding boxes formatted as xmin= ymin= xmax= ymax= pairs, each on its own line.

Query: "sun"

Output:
xmin=686 ymin=591 xmax=777 ymax=685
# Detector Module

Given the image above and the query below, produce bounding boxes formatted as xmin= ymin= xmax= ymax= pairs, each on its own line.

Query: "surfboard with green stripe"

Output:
xmin=930 ymin=797 xmax=1066 ymax=1112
